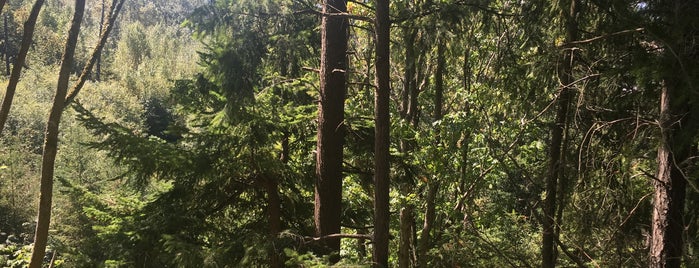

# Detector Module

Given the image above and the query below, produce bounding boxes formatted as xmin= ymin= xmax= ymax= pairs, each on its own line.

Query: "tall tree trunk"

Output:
xmin=417 ymin=36 xmax=445 ymax=268
xmin=315 ymin=0 xmax=348 ymax=256
xmin=28 ymin=1 xmax=85 ymax=267
xmin=649 ymin=1 xmax=697 ymax=266
xmin=398 ymin=26 xmax=418 ymax=268
xmin=542 ymin=1 xmax=578 ymax=267
xmin=0 ymin=0 xmax=45 ymax=135
xmin=373 ymin=0 xmax=391 ymax=265
xmin=650 ymin=81 xmax=688 ymax=268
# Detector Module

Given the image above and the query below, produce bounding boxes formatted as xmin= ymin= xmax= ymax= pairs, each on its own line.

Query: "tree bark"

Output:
xmin=28 ymin=1 xmax=85 ymax=267
xmin=542 ymin=1 xmax=578 ymax=267
xmin=0 ymin=0 xmax=45 ymax=136
xmin=373 ymin=0 xmax=391 ymax=266
xmin=650 ymin=81 xmax=688 ymax=268
xmin=649 ymin=1 xmax=698 ymax=266
xmin=315 ymin=0 xmax=348 ymax=256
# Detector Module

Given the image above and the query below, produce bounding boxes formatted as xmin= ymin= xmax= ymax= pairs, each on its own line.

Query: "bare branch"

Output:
xmin=562 ymin=28 xmax=644 ymax=46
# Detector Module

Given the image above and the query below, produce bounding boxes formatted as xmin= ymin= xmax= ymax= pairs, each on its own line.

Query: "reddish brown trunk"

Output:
xmin=29 ymin=1 xmax=85 ymax=267
xmin=373 ymin=0 xmax=391 ymax=265
xmin=315 ymin=0 xmax=347 ymax=255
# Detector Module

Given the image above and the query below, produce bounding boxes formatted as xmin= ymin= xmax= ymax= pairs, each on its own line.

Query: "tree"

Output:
xmin=315 ymin=0 xmax=348 ymax=256
xmin=373 ymin=0 xmax=390 ymax=266
xmin=0 ymin=0 xmax=45 ymax=135
xmin=649 ymin=0 xmax=699 ymax=266
xmin=542 ymin=0 xmax=578 ymax=266
xmin=28 ymin=0 xmax=85 ymax=267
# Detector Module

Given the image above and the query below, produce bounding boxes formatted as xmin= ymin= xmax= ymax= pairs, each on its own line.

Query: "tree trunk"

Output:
xmin=650 ymin=81 xmax=688 ymax=268
xmin=0 ymin=0 xmax=45 ymax=135
xmin=399 ymin=206 xmax=415 ymax=268
xmin=3 ymin=15 xmax=9 ymax=76
xmin=542 ymin=1 xmax=578 ymax=267
xmin=95 ymin=0 xmax=105 ymax=81
xmin=417 ymin=36 xmax=445 ymax=268
xmin=649 ymin=1 xmax=698 ymax=266
xmin=315 ymin=0 xmax=348 ymax=256
xmin=65 ymin=0 xmax=125 ymax=105
xmin=373 ymin=0 xmax=391 ymax=265
xmin=398 ymin=26 xmax=419 ymax=268
xmin=28 ymin=1 xmax=85 ymax=267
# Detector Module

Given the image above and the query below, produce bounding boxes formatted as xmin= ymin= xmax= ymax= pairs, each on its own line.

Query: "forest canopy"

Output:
xmin=0 ymin=0 xmax=697 ymax=267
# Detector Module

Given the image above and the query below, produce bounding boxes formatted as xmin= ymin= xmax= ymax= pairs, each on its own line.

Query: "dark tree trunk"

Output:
xmin=28 ymin=1 xmax=85 ymax=267
xmin=649 ymin=1 xmax=698 ymax=266
xmin=542 ymin=1 xmax=578 ymax=267
xmin=417 ymin=36 xmax=445 ymax=268
xmin=315 ymin=0 xmax=348 ymax=256
xmin=650 ymin=81 xmax=688 ymax=268
xmin=398 ymin=26 xmax=419 ymax=268
xmin=0 ymin=0 xmax=45 ymax=135
xmin=373 ymin=0 xmax=391 ymax=265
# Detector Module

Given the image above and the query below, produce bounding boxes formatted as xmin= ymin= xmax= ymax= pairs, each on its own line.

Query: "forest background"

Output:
xmin=0 ymin=0 xmax=696 ymax=267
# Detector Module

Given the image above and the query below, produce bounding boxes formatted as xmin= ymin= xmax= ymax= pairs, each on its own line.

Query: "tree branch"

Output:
xmin=561 ymin=28 xmax=644 ymax=46
xmin=64 ymin=0 xmax=126 ymax=105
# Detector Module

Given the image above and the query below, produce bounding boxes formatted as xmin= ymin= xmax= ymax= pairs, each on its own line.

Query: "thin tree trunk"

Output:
xmin=95 ymin=0 xmax=105 ymax=81
xmin=0 ymin=0 xmax=46 ymax=136
xmin=265 ymin=176 xmax=282 ymax=268
xmin=4 ymin=14 xmax=9 ymax=76
xmin=542 ymin=1 xmax=578 ymax=267
xmin=28 ymin=1 xmax=85 ymax=267
xmin=0 ymin=0 xmax=6 ymax=15
xmin=398 ymin=26 xmax=418 ymax=268
xmin=373 ymin=0 xmax=390 ymax=265
xmin=399 ymin=206 xmax=414 ymax=268
xmin=65 ymin=0 xmax=126 ymax=105
xmin=417 ymin=36 xmax=445 ymax=268
xmin=315 ymin=0 xmax=348 ymax=257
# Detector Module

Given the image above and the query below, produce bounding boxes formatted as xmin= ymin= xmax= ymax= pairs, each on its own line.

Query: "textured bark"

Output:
xmin=0 ymin=0 xmax=45 ymax=135
xmin=28 ymin=1 xmax=85 ymax=267
xmin=314 ymin=0 xmax=348 ymax=255
xmin=648 ymin=1 xmax=698 ymax=266
xmin=373 ymin=0 xmax=391 ymax=265
xmin=650 ymin=83 xmax=687 ymax=268
xmin=542 ymin=1 xmax=578 ymax=267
